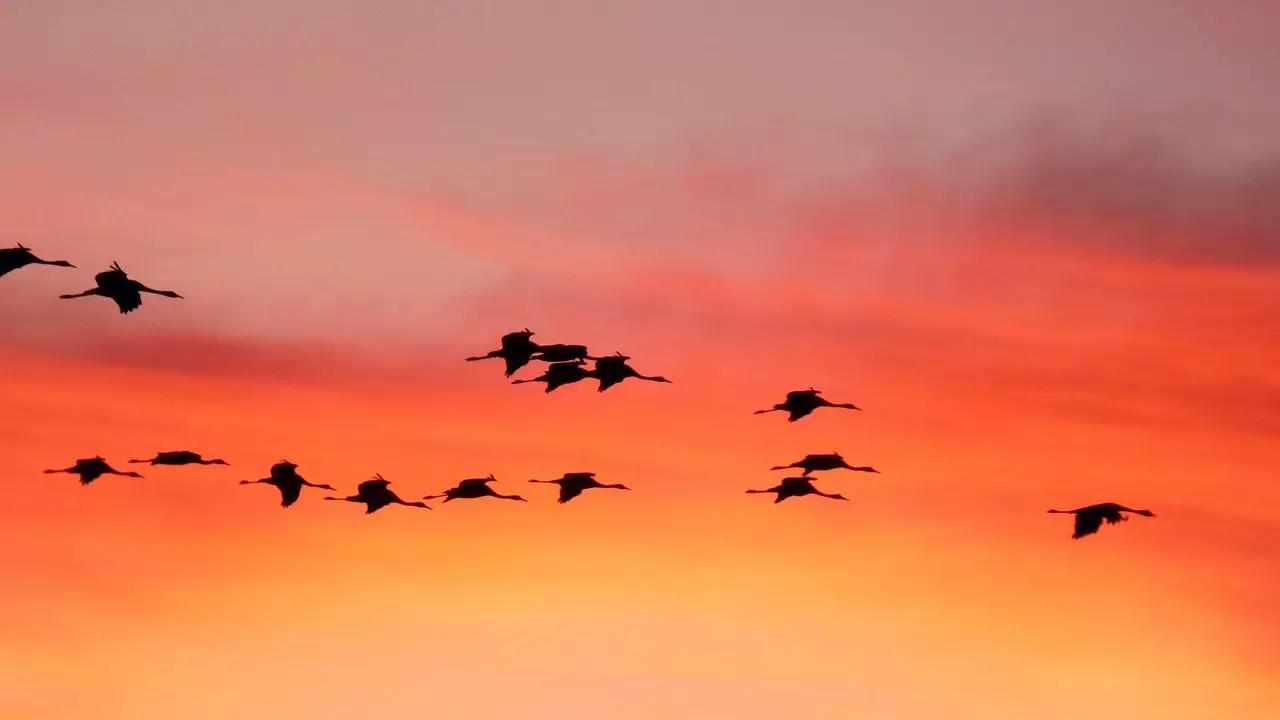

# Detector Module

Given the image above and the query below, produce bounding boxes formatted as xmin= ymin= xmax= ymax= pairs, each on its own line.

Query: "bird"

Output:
xmin=325 ymin=474 xmax=431 ymax=513
xmin=745 ymin=476 xmax=849 ymax=503
xmin=466 ymin=328 xmax=541 ymax=377
xmin=511 ymin=359 xmax=593 ymax=393
xmin=239 ymin=460 xmax=334 ymax=508
xmin=43 ymin=456 xmax=142 ymax=485
xmin=129 ymin=450 xmax=229 ymax=467
xmin=1047 ymin=503 xmax=1157 ymax=539
xmin=589 ymin=352 xmax=672 ymax=392
xmin=754 ymin=388 xmax=860 ymax=422
xmin=424 ymin=474 xmax=527 ymax=503
xmin=528 ymin=471 xmax=630 ymax=503
xmin=58 ymin=261 xmax=183 ymax=314
xmin=769 ymin=452 xmax=879 ymax=476
xmin=529 ymin=343 xmax=602 ymax=364
xmin=0 ymin=243 xmax=75 ymax=278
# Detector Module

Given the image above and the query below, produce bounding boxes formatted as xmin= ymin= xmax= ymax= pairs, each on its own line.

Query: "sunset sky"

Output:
xmin=2 ymin=2 xmax=1279 ymax=718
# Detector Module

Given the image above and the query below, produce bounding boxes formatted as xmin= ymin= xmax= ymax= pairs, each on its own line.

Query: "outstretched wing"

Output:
xmin=111 ymin=288 xmax=143 ymax=314
xmin=358 ymin=479 xmax=390 ymax=494
xmin=278 ymin=482 xmax=302 ymax=508
xmin=785 ymin=389 xmax=819 ymax=403
xmin=1072 ymin=513 xmax=1104 ymax=539
xmin=503 ymin=353 xmax=531 ymax=377
xmin=558 ymin=484 xmax=585 ymax=503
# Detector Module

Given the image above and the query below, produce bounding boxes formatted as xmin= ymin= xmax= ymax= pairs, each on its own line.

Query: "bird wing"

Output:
xmin=358 ymin=479 xmax=390 ymax=494
xmin=112 ymin=289 xmax=143 ymax=314
xmin=94 ymin=268 xmax=126 ymax=286
xmin=278 ymin=482 xmax=302 ymax=508
xmin=785 ymin=389 xmax=818 ymax=402
xmin=1072 ymin=513 xmax=1104 ymax=539
xmin=559 ymin=484 xmax=585 ymax=503
xmin=503 ymin=354 xmax=531 ymax=377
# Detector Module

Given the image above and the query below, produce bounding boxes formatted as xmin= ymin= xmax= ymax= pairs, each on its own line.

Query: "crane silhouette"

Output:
xmin=0 ymin=243 xmax=74 ymax=278
xmin=770 ymin=452 xmax=879 ymax=476
xmin=325 ymin=474 xmax=431 ymax=513
xmin=590 ymin=352 xmax=672 ymax=392
xmin=745 ymin=476 xmax=849 ymax=503
xmin=424 ymin=474 xmax=527 ymax=503
xmin=466 ymin=328 xmax=540 ymax=377
xmin=130 ymin=450 xmax=229 ymax=466
xmin=239 ymin=460 xmax=334 ymax=508
xmin=529 ymin=343 xmax=602 ymax=364
xmin=58 ymin=261 xmax=183 ymax=314
xmin=44 ymin=456 xmax=142 ymax=485
xmin=511 ymin=359 xmax=593 ymax=393
xmin=528 ymin=471 xmax=630 ymax=503
xmin=1047 ymin=503 xmax=1157 ymax=539
xmin=754 ymin=388 xmax=860 ymax=422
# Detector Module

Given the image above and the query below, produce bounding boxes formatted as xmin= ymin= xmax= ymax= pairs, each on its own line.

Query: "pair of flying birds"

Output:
xmin=466 ymin=328 xmax=670 ymax=393
xmin=0 ymin=245 xmax=182 ymax=314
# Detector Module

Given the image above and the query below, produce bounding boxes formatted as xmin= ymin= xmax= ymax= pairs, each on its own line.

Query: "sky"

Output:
xmin=2 ymin=1 xmax=1278 ymax=718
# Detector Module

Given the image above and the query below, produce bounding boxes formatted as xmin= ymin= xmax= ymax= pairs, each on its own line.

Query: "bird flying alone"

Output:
xmin=59 ymin=261 xmax=183 ymax=314
xmin=0 ymin=243 xmax=75 ymax=279
xmin=424 ymin=474 xmax=527 ymax=503
xmin=754 ymin=388 xmax=860 ymax=422
xmin=324 ymin=474 xmax=431 ymax=513
xmin=746 ymin=477 xmax=849 ymax=503
xmin=43 ymin=456 xmax=142 ymax=485
xmin=769 ymin=452 xmax=879 ymax=476
xmin=1047 ymin=503 xmax=1157 ymax=539
xmin=528 ymin=471 xmax=630 ymax=503
xmin=239 ymin=460 xmax=334 ymax=508
xmin=130 ymin=450 xmax=229 ymax=467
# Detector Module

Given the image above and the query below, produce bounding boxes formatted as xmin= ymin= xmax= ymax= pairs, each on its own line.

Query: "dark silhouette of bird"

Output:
xmin=44 ymin=456 xmax=142 ymax=485
xmin=0 ymin=243 xmax=75 ymax=278
xmin=58 ymin=261 xmax=183 ymax=314
xmin=424 ymin=474 xmax=527 ymax=503
xmin=745 ymin=476 xmax=849 ymax=503
xmin=466 ymin=328 xmax=540 ymax=377
xmin=511 ymin=359 xmax=593 ymax=393
xmin=528 ymin=471 xmax=630 ymax=503
xmin=770 ymin=452 xmax=879 ymax=476
xmin=239 ymin=460 xmax=334 ymax=508
xmin=754 ymin=388 xmax=860 ymax=422
xmin=590 ymin=352 xmax=672 ymax=392
xmin=325 ymin=474 xmax=431 ymax=513
xmin=130 ymin=450 xmax=229 ymax=467
xmin=529 ymin=343 xmax=601 ymax=364
xmin=1047 ymin=503 xmax=1157 ymax=539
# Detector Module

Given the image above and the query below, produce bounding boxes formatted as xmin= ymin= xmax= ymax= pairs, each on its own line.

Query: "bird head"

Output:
xmin=829 ymin=493 xmax=850 ymax=501
xmin=211 ymin=458 xmax=230 ymax=465
xmin=1134 ymin=509 xmax=1157 ymax=518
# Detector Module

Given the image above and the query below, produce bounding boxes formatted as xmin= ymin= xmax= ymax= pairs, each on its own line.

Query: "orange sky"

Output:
xmin=3 ymin=2 xmax=1279 ymax=719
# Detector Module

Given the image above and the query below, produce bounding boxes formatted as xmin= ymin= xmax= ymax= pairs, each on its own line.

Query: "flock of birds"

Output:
xmin=4 ymin=242 xmax=1158 ymax=539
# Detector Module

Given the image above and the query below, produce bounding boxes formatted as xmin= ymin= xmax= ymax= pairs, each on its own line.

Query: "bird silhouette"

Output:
xmin=0 ymin=243 xmax=75 ymax=278
xmin=424 ymin=474 xmax=527 ymax=503
xmin=529 ymin=343 xmax=601 ymax=364
xmin=466 ymin=328 xmax=540 ymax=377
xmin=43 ymin=456 xmax=142 ymax=485
xmin=325 ymin=474 xmax=431 ymax=513
xmin=58 ymin=261 xmax=183 ymax=314
xmin=590 ymin=352 xmax=672 ymax=392
xmin=511 ymin=359 xmax=593 ymax=393
xmin=528 ymin=471 xmax=630 ymax=503
xmin=754 ymin=388 xmax=860 ymax=422
xmin=130 ymin=450 xmax=229 ymax=466
xmin=746 ymin=476 xmax=849 ymax=503
xmin=239 ymin=460 xmax=334 ymax=508
xmin=1047 ymin=503 xmax=1157 ymax=539
xmin=770 ymin=452 xmax=879 ymax=476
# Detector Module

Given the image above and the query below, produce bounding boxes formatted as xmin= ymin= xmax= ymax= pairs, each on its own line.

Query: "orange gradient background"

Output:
xmin=2 ymin=2 xmax=1279 ymax=718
